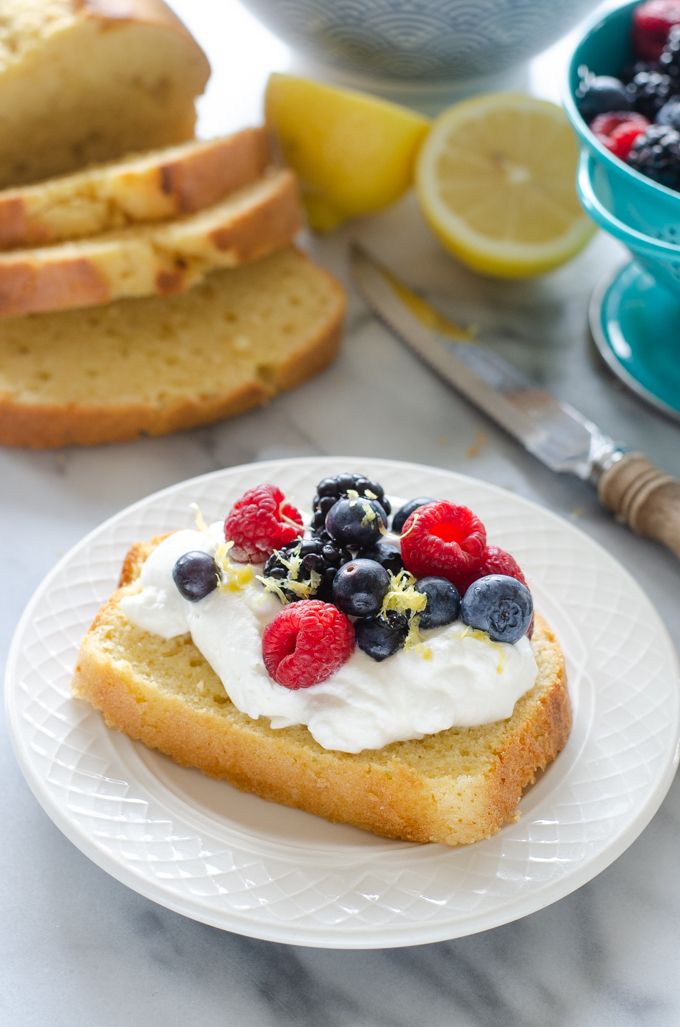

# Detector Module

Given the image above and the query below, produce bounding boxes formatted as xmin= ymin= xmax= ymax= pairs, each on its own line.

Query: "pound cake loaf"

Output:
xmin=0 ymin=245 xmax=345 ymax=447
xmin=0 ymin=169 xmax=299 ymax=315
xmin=0 ymin=129 xmax=270 ymax=248
xmin=0 ymin=0 xmax=209 ymax=189
xmin=72 ymin=533 xmax=569 ymax=847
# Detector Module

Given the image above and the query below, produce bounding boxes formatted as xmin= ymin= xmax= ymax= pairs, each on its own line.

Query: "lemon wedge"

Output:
xmin=265 ymin=73 xmax=429 ymax=232
xmin=415 ymin=93 xmax=595 ymax=278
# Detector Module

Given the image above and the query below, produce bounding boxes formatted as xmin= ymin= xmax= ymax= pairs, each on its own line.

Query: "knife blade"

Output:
xmin=350 ymin=243 xmax=680 ymax=559
xmin=350 ymin=243 xmax=623 ymax=484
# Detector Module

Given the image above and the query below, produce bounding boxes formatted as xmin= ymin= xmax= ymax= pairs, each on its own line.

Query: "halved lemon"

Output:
xmin=416 ymin=93 xmax=595 ymax=278
xmin=265 ymin=73 xmax=429 ymax=232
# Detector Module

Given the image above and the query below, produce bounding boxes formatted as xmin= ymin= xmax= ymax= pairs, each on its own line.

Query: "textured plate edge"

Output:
xmin=5 ymin=455 xmax=680 ymax=949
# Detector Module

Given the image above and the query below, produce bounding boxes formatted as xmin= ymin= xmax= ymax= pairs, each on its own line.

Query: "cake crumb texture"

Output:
xmin=0 ymin=0 xmax=209 ymax=188
xmin=0 ymin=246 xmax=346 ymax=447
xmin=71 ymin=537 xmax=571 ymax=847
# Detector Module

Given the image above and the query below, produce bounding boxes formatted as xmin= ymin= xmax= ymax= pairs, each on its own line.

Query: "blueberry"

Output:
xmin=392 ymin=496 xmax=435 ymax=534
xmin=325 ymin=496 xmax=387 ymax=548
xmin=356 ymin=541 xmax=404 ymax=575
xmin=460 ymin=574 xmax=533 ymax=644
xmin=656 ymin=99 xmax=680 ymax=129
xmin=415 ymin=576 xmax=461 ymax=629
xmin=173 ymin=551 xmax=218 ymax=602
xmin=354 ymin=616 xmax=407 ymax=661
xmin=576 ymin=74 xmax=632 ymax=123
xmin=332 ymin=559 xmax=389 ymax=617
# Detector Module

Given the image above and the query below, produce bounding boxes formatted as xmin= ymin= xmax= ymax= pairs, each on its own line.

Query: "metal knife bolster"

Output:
xmin=350 ymin=244 xmax=628 ymax=485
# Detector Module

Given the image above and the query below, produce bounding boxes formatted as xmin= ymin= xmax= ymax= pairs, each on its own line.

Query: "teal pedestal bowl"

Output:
xmin=565 ymin=0 xmax=680 ymax=418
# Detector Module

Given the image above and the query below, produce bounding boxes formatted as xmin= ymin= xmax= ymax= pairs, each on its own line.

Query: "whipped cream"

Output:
xmin=120 ymin=522 xmax=538 ymax=753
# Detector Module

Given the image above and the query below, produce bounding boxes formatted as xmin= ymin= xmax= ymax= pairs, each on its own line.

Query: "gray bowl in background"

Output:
xmin=240 ymin=0 xmax=600 ymax=84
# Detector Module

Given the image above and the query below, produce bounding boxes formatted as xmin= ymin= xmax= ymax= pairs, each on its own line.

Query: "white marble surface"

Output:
xmin=2 ymin=1 xmax=680 ymax=1024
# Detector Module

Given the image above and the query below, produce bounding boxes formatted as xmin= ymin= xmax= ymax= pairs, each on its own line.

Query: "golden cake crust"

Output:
xmin=0 ymin=130 xmax=270 ymax=249
xmin=71 ymin=535 xmax=571 ymax=846
xmin=0 ymin=170 xmax=299 ymax=316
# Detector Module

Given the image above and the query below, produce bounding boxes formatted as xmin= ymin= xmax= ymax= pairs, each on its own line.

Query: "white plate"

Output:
xmin=6 ymin=457 xmax=680 ymax=949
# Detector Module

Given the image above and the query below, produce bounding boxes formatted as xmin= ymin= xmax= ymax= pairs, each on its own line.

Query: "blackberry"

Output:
xmin=659 ymin=25 xmax=680 ymax=79
xmin=626 ymin=70 xmax=677 ymax=120
xmin=311 ymin=473 xmax=390 ymax=533
xmin=262 ymin=537 xmax=351 ymax=603
xmin=621 ymin=60 xmax=660 ymax=85
xmin=627 ymin=123 xmax=680 ymax=189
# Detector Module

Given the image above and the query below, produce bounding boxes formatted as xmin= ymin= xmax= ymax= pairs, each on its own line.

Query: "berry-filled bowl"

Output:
xmin=564 ymin=1 xmax=680 ymax=417
xmin=564 ymin=0 xmax=680 ymax=232
xmin=5 ymin=457 xmax=680 ymax=948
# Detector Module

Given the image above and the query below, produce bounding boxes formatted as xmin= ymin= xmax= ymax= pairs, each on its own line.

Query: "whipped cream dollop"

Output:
xmin=120 ymin=522 xmax=538 ymax=753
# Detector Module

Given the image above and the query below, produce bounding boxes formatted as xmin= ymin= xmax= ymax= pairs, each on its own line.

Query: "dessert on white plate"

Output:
xmin=72 ymin=471 xmax=569 ymax=846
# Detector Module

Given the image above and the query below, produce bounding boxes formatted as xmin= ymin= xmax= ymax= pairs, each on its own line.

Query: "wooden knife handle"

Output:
xmin=598 ymin=452 xmax=680 ymax=558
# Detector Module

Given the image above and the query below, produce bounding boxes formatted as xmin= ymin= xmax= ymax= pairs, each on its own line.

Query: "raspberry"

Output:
xmin=262 ymin=600 xmax=355 ymax=688
xmin=633 ymin=0 xmax=680 ymax=61
xmin=591 ymin=111 xmax=649 ymax=158
xmin=608 ymin=121 xmax=649 ymax=159
xmin=224 ymin=484 xmax=302 ymax=563
xmin=400 ymin=501 xmax=486 ymax=592
xmin=473 ymin=545 xmax=528 ymax=588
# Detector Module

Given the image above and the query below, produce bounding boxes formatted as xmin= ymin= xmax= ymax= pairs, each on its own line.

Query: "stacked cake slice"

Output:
xmin=0 ymin=130 xmax=345 ymax=447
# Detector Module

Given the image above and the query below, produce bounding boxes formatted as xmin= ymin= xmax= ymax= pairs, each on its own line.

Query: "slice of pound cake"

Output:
xmin=0 ymin=169 xmax=299 ymax=315
xmin=0 ymin=0 xmax=210 ymax=188
xmin=0 ymin=130 xmax=271 ymax=248
xmin=0 ymin=246 xmax=346 ymax=447
xmin=71 ymin=484 xmax=570 ymax=847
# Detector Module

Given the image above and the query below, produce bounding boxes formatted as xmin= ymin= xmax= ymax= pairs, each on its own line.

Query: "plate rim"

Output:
xmin=6 ymin=455 xmax=680 ymax=948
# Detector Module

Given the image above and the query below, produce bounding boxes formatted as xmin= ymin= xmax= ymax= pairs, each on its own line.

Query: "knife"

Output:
xmin=350 ymin=243 xmax=680 ymax=560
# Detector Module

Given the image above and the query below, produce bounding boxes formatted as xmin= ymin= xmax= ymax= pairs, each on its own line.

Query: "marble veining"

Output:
xmin=2 ymin=1 xmax=680 ymax=1024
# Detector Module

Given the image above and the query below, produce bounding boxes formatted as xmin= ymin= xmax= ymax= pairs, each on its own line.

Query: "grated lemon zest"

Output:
xmin=381 ymin=569 xmax=428 ymax=617
xmin=459 ymin=625 xmax=507 ymax=672
xmin=380 ymin=570 xmax=431 ymax=658
xmin=399 ymin=511 xmax=422 ymax=541
xmin=214 ymin=541 xmax=255 ymax=593
xmin=257 ymin=543 xmax=322 ymax=605
xmin=257 ymin=574 xmax=291 ymax=605
xmin=190 ymin=502 xmax=212 ymax=537
xmin=277 ymin=543 xmax=302 ymax=580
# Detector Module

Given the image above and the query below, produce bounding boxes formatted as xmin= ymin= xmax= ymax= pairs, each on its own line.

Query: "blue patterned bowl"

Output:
xmin=241 ymin=0 xmax=597 ymax=83
xmin=577 ymin=151 xmax=680 ymax=299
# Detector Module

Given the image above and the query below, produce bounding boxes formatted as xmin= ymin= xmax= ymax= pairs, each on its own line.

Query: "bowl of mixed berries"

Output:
xmin=564 ymin=1 xmax=680 ymax=417
xmin=566 ymin=0 xmax=680 ymax=195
